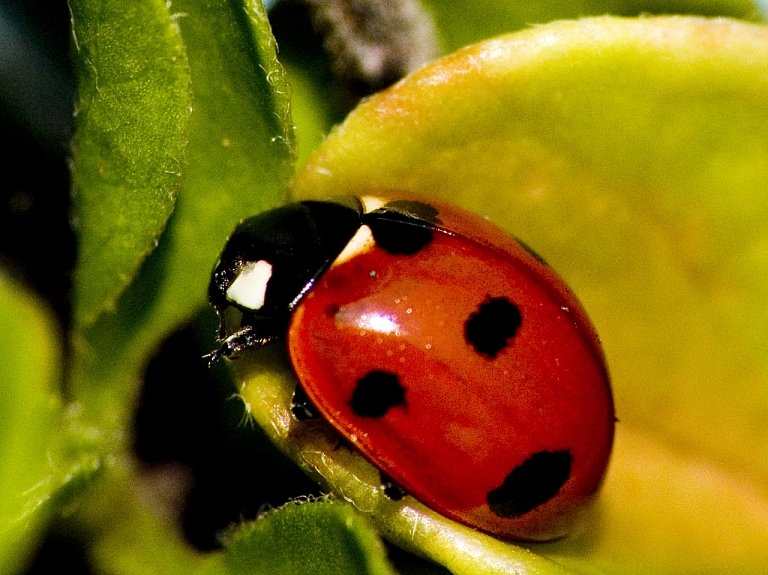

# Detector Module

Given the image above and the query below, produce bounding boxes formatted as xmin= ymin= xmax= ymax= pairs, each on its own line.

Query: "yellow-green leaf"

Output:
xmin=423 ymin=0 xmax=762 ymax=51
xmin=284 ymin=16 xmax=768 ymax=573
xmin=0 ymin=275 xmax=61 ymax=573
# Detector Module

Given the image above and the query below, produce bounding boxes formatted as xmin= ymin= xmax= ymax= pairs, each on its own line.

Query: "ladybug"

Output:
xmin=208 ymin=195 xmax=614 ymax=541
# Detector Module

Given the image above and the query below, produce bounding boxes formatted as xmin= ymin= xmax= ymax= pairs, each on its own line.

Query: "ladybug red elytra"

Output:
xmin=208 ymin=195 xmax=614 ymax=541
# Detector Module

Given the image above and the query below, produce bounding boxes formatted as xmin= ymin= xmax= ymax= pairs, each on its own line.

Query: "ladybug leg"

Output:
xmin=204 ymin=325 xmax=279 ymax=366
xmin=291 ymin=384 xmax=319 ymax=420
xmin=333 ymin=437 xmax=354 ymax=452
xmin=379 ymin=472 xmax=406 ymax=501
xmin=205 ymin=310 xmax=289 ymax=366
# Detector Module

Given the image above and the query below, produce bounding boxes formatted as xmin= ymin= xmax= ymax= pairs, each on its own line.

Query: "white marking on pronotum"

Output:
xmin=226 ymin=260 xmax=273 ymax=310
xmin=359 ymin=196 xmax=386 ymax=213
xmin=331 ymin=225 xmax=376 ymax=268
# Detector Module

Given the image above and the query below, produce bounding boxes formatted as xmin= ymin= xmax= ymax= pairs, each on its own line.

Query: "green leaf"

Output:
xmin=422 ymin=0 xmax=762 ymax=51
xmin=285 ymin=62 xmax=335 ymax=168
xmin=282 ymin=0 xmax=764 ymax=186
xmin=69 ymin=0 xmax=191 ymax=328
xmin=0 ymin=275 xmax=61 ymax=573
xmin=89 ymin=471 xmax=390 ymax=575
xmin=219 ymin=500 xmax=396 ymax=575
xmin=83 ymin=468 xmax=209 ymax=575
xmin=69 ymin=0 xmax=295 ymax=427
xmin=86 ymin=471 xmax=393 ymax=575
xmin=284 ymin=16 xmax=768 ymax=573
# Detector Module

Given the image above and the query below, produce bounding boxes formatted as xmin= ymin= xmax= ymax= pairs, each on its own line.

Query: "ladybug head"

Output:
xmin=207 ymin=199 xmax=364 ymax=356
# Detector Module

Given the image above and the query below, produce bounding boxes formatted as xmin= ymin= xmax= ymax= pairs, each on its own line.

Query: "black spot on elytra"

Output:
xmin=382 ymin=200 xmax=441 ymax=225
xmin=364 ymin=201 xmax=439 ymax=255
xmin=380 ymin=472 xmax=406 ymax=500
xmin=465 ymin=296 xmax=522 ymax=359
xmin=291 ymin=385 xmax=318 ymax=421
xmin=350 ymin=370 xmax=406 ymax=417
xmin=368 ymin=218 xmax=433 ymax=255
xmin=487 ymin=450 xmax=572 ymax=518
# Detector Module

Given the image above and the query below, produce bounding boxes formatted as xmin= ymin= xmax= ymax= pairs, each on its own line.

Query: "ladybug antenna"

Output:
xmin=216 ymin=311 xmax=228 ymax=340
xmin=202 ymin=347 xmax=224 ymax=368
